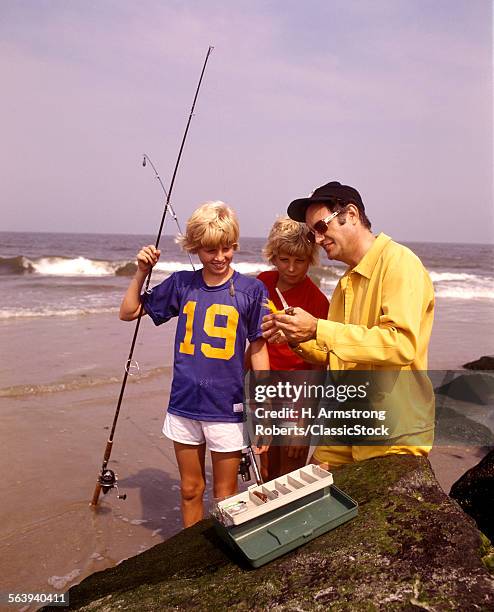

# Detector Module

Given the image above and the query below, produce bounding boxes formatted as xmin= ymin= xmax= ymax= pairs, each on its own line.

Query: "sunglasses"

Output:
xmin=306 ymin=210 xmax=341 ymax=243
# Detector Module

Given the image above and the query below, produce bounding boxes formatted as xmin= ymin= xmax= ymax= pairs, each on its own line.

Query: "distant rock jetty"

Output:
xmin=463 ymin=355 xmax=494 ymax=370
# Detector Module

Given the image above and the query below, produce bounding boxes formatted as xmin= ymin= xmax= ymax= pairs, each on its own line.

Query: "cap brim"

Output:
xmin=287 ymin=197 xmax=336 ymax=222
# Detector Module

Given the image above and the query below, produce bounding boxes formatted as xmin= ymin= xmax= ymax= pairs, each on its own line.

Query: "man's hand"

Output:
xmin=265 ymin=328 xmax=289 ymax=345
xmin=261 ymin=308 xmax=318 ymax=345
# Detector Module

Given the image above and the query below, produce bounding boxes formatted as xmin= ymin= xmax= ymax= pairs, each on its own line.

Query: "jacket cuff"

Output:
xmin=316 ymin=318 xmax=339 ymax=352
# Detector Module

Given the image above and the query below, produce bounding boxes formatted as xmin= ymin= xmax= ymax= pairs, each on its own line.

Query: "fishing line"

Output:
xmin=142 ymin=153 xmax=195 ymax=272
xmin=91 ymin=46 xmax=214 ymax=507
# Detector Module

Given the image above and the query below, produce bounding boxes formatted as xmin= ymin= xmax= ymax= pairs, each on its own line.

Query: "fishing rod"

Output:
xmin=90 ymin=45 xmax=214 ymax=507
xmin=238 ymin=446 xmax=263 ymax=485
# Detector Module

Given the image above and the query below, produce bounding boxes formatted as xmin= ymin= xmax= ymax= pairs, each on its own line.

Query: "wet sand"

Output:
xmin=0 ymin=314 xmax=192 ymax=608
xmin=0 ymin=312 xmax=491 ymax=609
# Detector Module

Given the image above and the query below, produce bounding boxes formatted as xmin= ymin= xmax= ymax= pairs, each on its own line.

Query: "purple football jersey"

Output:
xmin=141 ymin=270 xmax=268 ymax=422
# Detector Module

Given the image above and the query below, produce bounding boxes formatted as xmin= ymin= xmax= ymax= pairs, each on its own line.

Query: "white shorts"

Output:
xmin=163 ymin=412 xmax=247 ymax=453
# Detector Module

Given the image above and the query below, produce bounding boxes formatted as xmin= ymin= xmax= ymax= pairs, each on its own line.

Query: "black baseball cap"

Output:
xmin=287 ymin=181 xmax=364 ymax=222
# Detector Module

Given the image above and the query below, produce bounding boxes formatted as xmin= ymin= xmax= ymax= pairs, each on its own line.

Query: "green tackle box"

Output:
xmin=213 ymin=465 xmax=358 ymax=568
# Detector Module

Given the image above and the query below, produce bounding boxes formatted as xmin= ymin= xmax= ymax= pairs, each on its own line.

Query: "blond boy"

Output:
xmin=120 ymin=202 xmax=269 ymax=526
xmin=257 ymin=216 xmax=329 ymax=480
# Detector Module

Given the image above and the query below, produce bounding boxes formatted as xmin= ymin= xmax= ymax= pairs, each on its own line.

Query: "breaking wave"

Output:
xmin=0 ymin=255 xmax=270 ymax=278
xmin=430 ymin=270 xmax=494 ymax=300
xmin=319 ymin=268 xmax=494 ymax=300
xmin=0 ymin=255 xmax=129 ymax=276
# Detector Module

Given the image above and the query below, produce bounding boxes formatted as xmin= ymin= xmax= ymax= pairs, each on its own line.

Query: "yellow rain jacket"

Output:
xmin=293 ymin=233 xmax=435 ymax=465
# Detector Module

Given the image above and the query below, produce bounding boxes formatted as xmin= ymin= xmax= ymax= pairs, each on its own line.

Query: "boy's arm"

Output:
xmin=119 ymin=245 xmax=160 ymax=321
xmin=244 ymin=343 xmax=253 ymax=371
xmin=249 ymin=337 xmax=269 ymax=370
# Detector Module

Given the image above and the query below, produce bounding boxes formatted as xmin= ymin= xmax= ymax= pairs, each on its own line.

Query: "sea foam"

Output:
xmin=0 ymin=255 xmax=270 ymax=277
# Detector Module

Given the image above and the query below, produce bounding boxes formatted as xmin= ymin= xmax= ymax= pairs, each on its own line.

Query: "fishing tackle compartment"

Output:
xmin=212 ymin=464 xmax=358 ymax=567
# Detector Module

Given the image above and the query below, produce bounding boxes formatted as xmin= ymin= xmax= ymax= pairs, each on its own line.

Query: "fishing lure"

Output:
xmin=264 ymin=298 xmax=295 ymax=317
xmin=264 ymin=299 xmax=280 ymax=314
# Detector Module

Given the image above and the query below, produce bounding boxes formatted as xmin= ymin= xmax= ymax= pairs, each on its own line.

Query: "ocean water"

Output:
xmin=1 ymin=231 xmax=493 ymax=317
xmin=0 ymin=231 xmax=493 ymax=369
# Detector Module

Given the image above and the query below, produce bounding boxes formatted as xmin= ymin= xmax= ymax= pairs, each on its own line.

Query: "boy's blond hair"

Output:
xmin=263 ymin=216 xmax=319 ymax=266
xmin=177 ymin=201 xmax=240 ymax=253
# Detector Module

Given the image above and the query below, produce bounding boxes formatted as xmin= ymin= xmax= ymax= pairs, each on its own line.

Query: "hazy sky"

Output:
xmin=1 ymin=0 xmax=492 ymax=242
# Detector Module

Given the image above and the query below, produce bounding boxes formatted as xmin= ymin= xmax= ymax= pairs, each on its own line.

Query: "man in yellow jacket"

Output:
xmin=262 ymin=181 xmax=435 ymax=469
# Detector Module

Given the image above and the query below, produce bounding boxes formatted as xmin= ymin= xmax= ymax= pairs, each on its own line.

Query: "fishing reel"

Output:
xmin=98 ymin=469 xmax=127 ymax=500
xmin=238 ymin=452 xmax=253 ymax=482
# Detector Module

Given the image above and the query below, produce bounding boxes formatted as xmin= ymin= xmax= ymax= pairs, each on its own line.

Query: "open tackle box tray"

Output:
xmin=213 ymin=465 xmax=358 ymax=567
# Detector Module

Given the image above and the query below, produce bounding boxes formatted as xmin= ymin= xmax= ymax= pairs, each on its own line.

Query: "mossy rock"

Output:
xmin=44 ymin=455 xmax=494 ymax=611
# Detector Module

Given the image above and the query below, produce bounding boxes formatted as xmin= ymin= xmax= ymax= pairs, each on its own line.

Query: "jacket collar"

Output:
xmin=351 ymin=233 xmax=392 ymax=279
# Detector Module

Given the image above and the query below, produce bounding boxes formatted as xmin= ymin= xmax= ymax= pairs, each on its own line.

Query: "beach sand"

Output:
xmin=0 ymin=314 xmax=189 ymax=605
xmin=0 ymin=312 xmax=491 ymax=607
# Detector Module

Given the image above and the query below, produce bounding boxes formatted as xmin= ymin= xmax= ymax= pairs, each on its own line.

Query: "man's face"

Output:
xmin=305 ymin=203 xmax=349 ymax=262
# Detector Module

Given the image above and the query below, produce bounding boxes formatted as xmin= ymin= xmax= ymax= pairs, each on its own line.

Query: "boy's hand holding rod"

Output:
xmin=119 ymin=245 xmax=161 ymax=321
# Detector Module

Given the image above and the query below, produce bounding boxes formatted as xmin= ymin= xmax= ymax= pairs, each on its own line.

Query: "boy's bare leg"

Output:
xmin=260 ymin=446 xmax=280 ymax=482
xmin=173 ymin=441 xmax=206 ymax=528
xmin=262 ymin=445 xmax=309 ymax=481
xmin=210 ymin=450 xmax=242 ymax=500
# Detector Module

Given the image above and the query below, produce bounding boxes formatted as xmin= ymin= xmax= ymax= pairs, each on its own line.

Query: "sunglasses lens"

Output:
xmin=313 ymin=220 xmax=329 ymax=235
xmin=306 ymin=214 xmax=336 ymax=243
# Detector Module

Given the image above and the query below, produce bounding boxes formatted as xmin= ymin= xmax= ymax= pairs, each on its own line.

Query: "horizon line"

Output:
xmin=0 ymin=229 xmax=493 ymax=247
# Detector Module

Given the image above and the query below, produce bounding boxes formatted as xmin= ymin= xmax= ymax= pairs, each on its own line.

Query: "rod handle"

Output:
xmin=90 ymin=439 xmax=114 ymax=506
xmin=90 ymin=482 xmax=102 ymax=507
xmin=248 ymin=445 xmax=263 ymax=485
xmin=102 ymin=439 xmax=113 ymax=463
